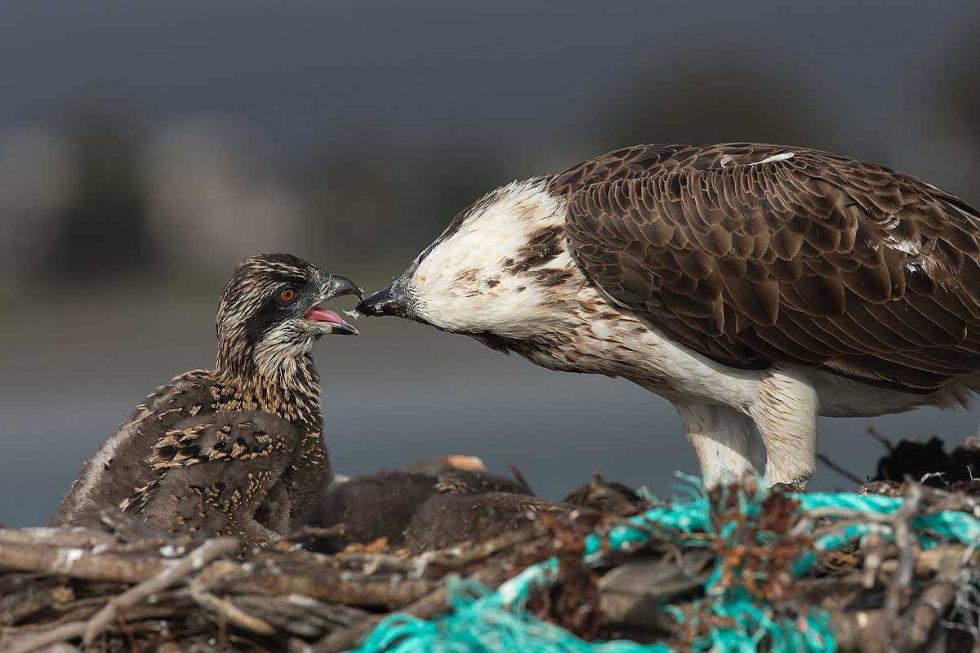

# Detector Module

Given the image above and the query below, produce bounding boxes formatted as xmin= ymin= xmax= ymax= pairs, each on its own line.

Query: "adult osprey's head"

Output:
xmin=357 ymin=180 xmax=583 ymax=339
xmin=217 ymin=253 xmax=361 ymax=378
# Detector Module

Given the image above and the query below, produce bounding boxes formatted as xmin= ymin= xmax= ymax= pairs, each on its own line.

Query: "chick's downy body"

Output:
xmin=57 ymin=254 xmax=360 ymax=544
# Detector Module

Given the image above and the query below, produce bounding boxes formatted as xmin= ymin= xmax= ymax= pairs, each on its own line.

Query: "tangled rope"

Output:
xmin=352 ymin=478 xmax=980 ymax=653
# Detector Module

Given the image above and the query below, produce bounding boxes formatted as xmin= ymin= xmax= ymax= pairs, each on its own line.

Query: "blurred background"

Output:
xmin=2 ymin=0 xmax=979 ymax=526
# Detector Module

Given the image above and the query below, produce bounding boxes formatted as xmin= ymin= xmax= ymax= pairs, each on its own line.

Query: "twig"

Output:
xmin=5 ymin=538 xmax=238 ymax=653
xmin=0 ymin=541 xmax=169 ymax=584
xmin=0 ymin=528 xmax=115 ymax=549
xmin=272 ymin=524 xmax=346 ymax=546
xmin=817 ymin=452 xmax=865 ymax=486
xmin=4 ymin=622 xmax=93 ymax=653
xmin=0 ymin=581 xmax=74 ymax=626
xmin=310 ymin=550 xmax=421 ymax=574
xmin=894 ymin=547 xmax=965 ymax=650
xmin=199 ymin=560 xmax=438 ymax=607
xmin=421 ymin=523 xmax=547 ymax=570
xmin=861 ymin=531 xmax=888 ymax=589
xmin=830 ymin=607 xmax=885 ymax=651
xmin=312 ymin=529 xmax=550 ymax=653
xmin=867 ymin=426 xmax=893 ymax=452
xmin=312 ymin=583 xmax=449 ymax=653
xmin=82 ymin=537 xmax=238 ymax=644
xmin=883 ymin=484 xmax=922 ymax=650
xmin=190 ymin=585 xmax=277 ymax=636
xmin=508 ymin=463 xmax=534 ymax=494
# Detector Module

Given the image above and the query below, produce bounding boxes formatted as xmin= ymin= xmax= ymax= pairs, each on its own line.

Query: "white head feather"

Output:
xmin=403 ymin=179 xmax=578 ymax=336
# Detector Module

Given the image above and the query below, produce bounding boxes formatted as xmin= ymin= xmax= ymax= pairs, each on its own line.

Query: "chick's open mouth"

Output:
xmin=304 ymin=301 xmax=359 ymax=335
xmin=305 ymin=305 xmax=346 ymax=325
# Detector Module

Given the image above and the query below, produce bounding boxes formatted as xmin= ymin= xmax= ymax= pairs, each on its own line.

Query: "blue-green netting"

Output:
xmin=350 ymin=478 xmax=980 ymax=653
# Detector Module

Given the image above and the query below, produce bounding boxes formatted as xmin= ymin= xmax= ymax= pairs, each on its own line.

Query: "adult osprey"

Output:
xmin=357 ymin=144 xmax=980 ymax=489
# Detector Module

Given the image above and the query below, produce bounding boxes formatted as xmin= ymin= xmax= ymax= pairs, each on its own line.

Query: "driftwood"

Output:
xmin=1 ymin=472 xmax=978 ymax=652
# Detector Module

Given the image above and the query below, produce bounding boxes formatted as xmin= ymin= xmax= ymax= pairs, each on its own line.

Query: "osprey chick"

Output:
xmin=58 ymin=254 xmax=360 ymax=544
xmin=358 ymin=144 xmax=980 ymax=489
xmin=307 ymin=454 xmax=536 ymax=552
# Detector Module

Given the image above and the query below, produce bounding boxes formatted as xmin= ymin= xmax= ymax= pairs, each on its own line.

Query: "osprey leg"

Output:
xmin=751 ymin=368 xmax=819 ymax=489
xmin=674 ymin=402 xmax=760 ymax=487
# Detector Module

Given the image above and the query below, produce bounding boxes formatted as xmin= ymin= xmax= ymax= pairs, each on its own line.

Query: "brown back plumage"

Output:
xmin=553 ymin=144 xmax=980 ymax=392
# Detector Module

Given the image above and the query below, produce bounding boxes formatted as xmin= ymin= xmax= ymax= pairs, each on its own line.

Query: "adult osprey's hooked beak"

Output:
xmin=356 ymin=285 xmax=406 ymax=317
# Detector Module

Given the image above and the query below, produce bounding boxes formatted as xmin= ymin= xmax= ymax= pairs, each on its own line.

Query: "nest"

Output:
xmin=1 ymin=437 xmax=978 ymax=653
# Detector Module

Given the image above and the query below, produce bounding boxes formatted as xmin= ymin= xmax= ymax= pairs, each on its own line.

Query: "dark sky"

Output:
xmin=2 ymin=0 xmax=977 ymax=161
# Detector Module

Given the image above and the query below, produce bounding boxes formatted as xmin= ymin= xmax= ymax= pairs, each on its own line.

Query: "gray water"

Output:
xmin=1 ymin=291 xmax=976 ymax=527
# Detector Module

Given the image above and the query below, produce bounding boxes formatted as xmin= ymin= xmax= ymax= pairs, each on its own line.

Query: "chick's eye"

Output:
xmin=278 ymin=287 xmax=297 ymax=303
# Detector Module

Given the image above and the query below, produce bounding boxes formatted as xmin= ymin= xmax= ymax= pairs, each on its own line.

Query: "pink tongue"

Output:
xmin=305 ymin=306 xmax=344 ymax=325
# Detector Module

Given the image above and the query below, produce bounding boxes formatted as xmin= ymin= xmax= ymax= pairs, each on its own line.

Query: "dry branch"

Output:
xmin=0 ymin=540 xmax=169 ymax=584
xmin=4 ymin=537 xmax=238 ymax=653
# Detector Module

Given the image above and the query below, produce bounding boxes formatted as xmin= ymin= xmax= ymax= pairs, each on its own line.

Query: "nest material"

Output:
xmin=1 ymin=440 xmax=978 ymax=653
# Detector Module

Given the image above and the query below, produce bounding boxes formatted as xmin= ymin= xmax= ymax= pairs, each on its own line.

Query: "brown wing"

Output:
xmin=551 ymin=143 xmax=803 ymax=193
xmin=560 ymin=144 xmax=980 ymax=392
xmin=122 ymin=409 xmax=298 ymax=515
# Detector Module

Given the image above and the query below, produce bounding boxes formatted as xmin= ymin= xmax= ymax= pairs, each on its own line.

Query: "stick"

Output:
xmin=272 ymin=524 xmax=346 ymax=546
xmin=507 ymin=464 xmax=535 ymax=494
xmin=0 ymin=541 xmax=169 ymax=584
xmin=82 ymin=537 xmax=238 ymax=644
xmin=867 ymin=427 xmax=893 ymax=452
xmin=310 ymin=525 xmax=552 ymax=651
xmin=191 ymin=586 xmax=277 ymax=636
xmin=5 ymin=537 xmax=238 ymax=653
xmin=0 ymin=582 xmax=74 ymax=626
xmin=422 ymin=523 xmax=546 ymax=570
xmin=894 ymin=548 xmax=965 ymax=649
xmin=312 ymin=584 xmax=450 ymax=653
xmin=200 ymin=560 xmax=438 ymax=607
xmin=4 ymin=622 xmax=92 ymax=653
xmin=816 ymin=452 xmax=865 ymax=486
xmin=0 ymin=528 xmax=116 ymax=548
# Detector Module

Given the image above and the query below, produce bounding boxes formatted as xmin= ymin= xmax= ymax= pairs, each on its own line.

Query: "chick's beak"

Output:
xmin=305 ymin=274 xmax=362 ymax=335
xmin=355 ymin=286 xmax=404 ymax=317
xmin=324 ymin=274 xmax=364 ymax=302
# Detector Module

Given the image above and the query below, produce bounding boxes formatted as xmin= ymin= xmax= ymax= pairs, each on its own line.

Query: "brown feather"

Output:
xmin=559 ymin=143 xmax=980 ymax=391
